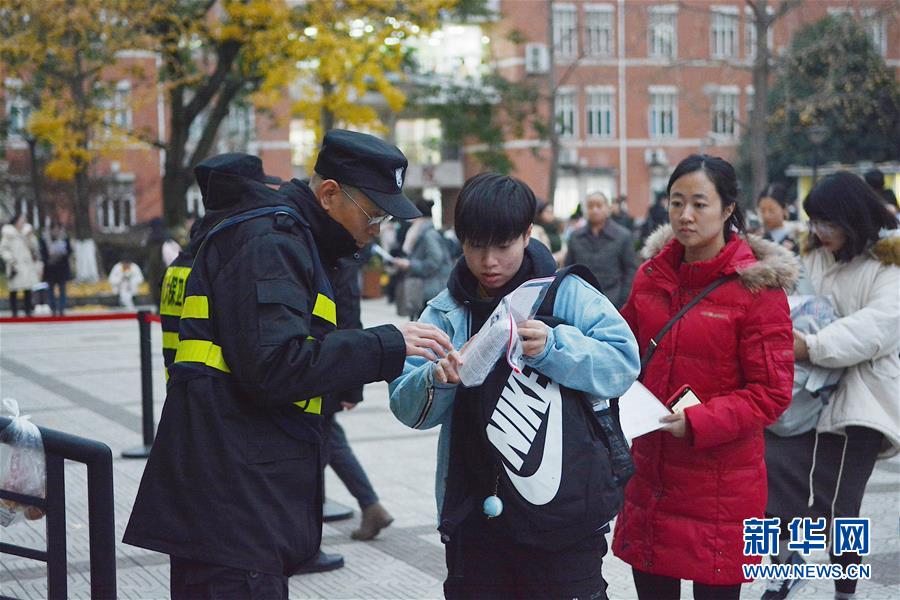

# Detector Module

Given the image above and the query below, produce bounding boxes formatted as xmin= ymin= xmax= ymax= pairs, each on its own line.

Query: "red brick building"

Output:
xmin=480 ymin=0 xmax=900 ymax=221
xmin=1 ymin=51 xmax=292 ymax=234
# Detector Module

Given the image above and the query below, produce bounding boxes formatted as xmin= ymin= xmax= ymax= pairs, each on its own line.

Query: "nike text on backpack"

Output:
xmin=439 ymin=265 xmax=630 ymax=551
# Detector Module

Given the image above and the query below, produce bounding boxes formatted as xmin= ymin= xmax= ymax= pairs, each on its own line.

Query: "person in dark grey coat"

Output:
xmin=564 ymin=192 xmax=638 ymax=308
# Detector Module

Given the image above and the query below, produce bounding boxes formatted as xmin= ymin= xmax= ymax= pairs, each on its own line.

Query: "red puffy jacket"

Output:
xmin=612 ymin=227 xmax=797 ymax=585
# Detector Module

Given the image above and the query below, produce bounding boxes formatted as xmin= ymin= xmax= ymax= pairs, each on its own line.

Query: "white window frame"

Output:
xmin=710 ymin=6 xmax=739 ymax=59
xmin=584 ymin=4 xmax=614 ymax=57
xmin=112 ymin=80 xmax=132 ymax=131
xmin=862 ymin=9 xmax=887 ymax=56
xmin=648 ymin=86 xmax=677 ymax=138
xmin=710 ymin=87 xmax=739 ymax=137
xmin=4 ymin=78 xmax=31 ymax=137
xmin=15 ymin=197 xmax=47 ymax=230
xmin=648 ymin=5 xmax=678 ymax=59
xmin=218 ymin=103 xmax=256 ymax=153
xmin=555 ymin=88 xmax=577 ymax=139
xmin=744 ymin=6 xmax=774 ymax=60
xmin=585 ymin=86 xmax=615 ymax=138
xmin=186 ymin=183 xmax=205 ymax=218
xmin=96 ymin=191 xmax=136 ymax=233
xmin=552 ymin=3 xmax=578 ymax=59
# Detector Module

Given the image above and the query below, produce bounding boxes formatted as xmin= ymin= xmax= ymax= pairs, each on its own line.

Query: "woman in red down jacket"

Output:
xmin=612 ymin=155 xmax=798 ymax=599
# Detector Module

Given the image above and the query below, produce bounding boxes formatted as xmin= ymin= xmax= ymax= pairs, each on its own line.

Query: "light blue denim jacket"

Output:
xmin=388 ymin=274 xmax=641 ymax=515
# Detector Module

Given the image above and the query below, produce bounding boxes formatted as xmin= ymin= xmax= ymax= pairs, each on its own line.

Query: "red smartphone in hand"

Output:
xmin=666 ymin=385 xmax=702 ymax=414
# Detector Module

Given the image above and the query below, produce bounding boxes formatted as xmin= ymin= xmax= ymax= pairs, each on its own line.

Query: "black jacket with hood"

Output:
xmin=124 ymin=175 xmax=405 ymax=576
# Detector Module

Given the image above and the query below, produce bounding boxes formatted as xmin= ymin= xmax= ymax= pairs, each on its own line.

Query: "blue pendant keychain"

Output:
xmin=483 ymin=476 xmax=503 ymax=518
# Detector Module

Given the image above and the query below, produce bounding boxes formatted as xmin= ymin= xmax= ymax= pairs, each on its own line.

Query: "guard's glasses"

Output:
xmin=341 ymin=187 xmax=392 ymax=226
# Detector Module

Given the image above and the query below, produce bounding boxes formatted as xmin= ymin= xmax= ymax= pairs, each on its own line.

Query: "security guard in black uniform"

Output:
xmin=158 ymin=217 xmax=204 ymax=378
xmin=124 ymin=131 xmax=453 ymax=598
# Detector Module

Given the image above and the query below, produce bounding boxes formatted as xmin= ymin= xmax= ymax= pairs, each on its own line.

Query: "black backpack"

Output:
xmin=439 ymin=265 xmax=630 ymax=551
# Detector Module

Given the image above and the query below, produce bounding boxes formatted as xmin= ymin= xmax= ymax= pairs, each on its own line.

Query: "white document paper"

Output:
xmin=458 ymin=276 xmax=554 ymax=387
xmin=618 ymin=381 xmax=671 ymax=442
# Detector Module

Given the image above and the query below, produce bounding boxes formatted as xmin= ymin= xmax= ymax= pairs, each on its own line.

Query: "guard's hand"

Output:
xmin=340 ymin=401 xmax=357 ymax=411
xmin=659 ymin=411 xmax=687 ymax=438
xmin=393 ymin=257 xmax=411 ymax=271
xmin=517 ymin=319 xmax=549 ymax=357
xmin=793 ymin=329 xmax=809 ymax=361
xmin=400 ymin=321 xmax=453 ymax=360
xmin=433 ymin=351 xmax=464 ymax=385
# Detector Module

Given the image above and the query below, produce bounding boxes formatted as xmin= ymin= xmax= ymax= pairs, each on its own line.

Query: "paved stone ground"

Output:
xmin=1 ymin=298 xmax=897 ymax=599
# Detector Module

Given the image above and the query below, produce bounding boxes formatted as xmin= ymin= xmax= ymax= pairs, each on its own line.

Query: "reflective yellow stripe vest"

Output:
xmin=168 ymin=207 xmax=335 ymax=418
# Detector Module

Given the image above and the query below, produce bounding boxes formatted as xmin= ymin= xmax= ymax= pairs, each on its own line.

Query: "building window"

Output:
xmin=556 ymin=89 xmax=577 ymax=138
xmin=218 ymin=104 xmax=254 ymax=153
xmin=711 ymin=89 xmax=739 ymax=137
xmin=586 ymin=88 xmax=614 ymax=138
xmin=186 ymin=184 xmax=205 ymax=218
xmin=648 ymin=7 xmax=677 ymax=59
xmin=744 ymin=7 xmax=774 ymax=59
xmin=745 ymin=85 xmax=755 ymax=122
xmin=15 ymin=197 xmax=46 ymax=230
xmin=112 ymin=80 xmax=132 ymax=130
xmin=553 ymin=3 xmax=578 ymax=59
xmin=289 ymin=119 xmax=317 ymax=168
xmin=862 ymin=9 xmax=887 ymax=56
xmin=710 ymin=7 xmax=738 ymax=59
xmin=584 ymin=5 xmax=614 ymax=57
xmin=395 ymin=118 xmax=443 ymax=165
xmin=649 ymin=88 xmax=677 ymax=138
xmin=4 ymin=78 xmax=30 ymax=137
xmin=96 ymin=191 xmax=135 ymax=233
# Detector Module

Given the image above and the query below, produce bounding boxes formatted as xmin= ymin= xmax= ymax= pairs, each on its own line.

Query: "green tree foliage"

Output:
xmin=764 ymin=14 xmax=900 ymax=181
xmin=418 ymin=73 xmax=541 ymax=174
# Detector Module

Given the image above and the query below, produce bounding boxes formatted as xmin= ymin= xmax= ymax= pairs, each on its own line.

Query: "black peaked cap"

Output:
xmin=314 ymin=129 xmax=421 ymax=220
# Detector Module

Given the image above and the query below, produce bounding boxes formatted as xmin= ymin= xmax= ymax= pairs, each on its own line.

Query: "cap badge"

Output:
xmin=395 ymin=167 xmax=404 ymax=190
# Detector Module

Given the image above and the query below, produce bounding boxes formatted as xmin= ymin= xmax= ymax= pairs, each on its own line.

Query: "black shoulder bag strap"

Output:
xmin=640 ymin=273 xmax=737 ymax=372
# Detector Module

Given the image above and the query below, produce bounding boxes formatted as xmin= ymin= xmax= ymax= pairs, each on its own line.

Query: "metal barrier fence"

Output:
xmin=0 ymin=416 xmax=116 ymax=599
xmin=0 ymin=311 xmax=160 ymax=459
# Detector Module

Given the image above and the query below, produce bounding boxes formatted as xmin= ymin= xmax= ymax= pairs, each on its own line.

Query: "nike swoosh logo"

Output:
xmin=486 ymin=369 xmax=562 ymax=506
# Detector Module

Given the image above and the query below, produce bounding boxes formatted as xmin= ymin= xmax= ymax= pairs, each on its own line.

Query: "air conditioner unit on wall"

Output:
xmin=525 ymin=43 xmax=549 ymax=75
xmin=558 ymin=148 xmax=579 ymax=166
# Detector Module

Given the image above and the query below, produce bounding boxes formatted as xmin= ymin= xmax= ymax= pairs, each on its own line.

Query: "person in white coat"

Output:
xmin=108 ymin=258 xmax=144 ymax=309
xmin=764 ymin=172 xmax=899 ymax=600
xmin=1 ymin=213 xmax=42 ymax=317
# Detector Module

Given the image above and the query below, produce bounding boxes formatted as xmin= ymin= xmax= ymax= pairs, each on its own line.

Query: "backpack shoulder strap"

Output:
xmin=536 ymin=264 xmax=602 ymax=318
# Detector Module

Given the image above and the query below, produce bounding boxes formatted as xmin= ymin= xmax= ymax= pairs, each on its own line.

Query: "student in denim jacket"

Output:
xmin=389 ymin=173 xmax=639 ymax=599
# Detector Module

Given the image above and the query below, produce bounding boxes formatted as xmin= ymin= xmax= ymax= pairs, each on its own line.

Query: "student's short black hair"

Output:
xmin=667 ymin=154 xmax=746 ymax=238
xmin=454 ymin=173 xmax=536 ymax=246
xmin=803 ymin=171 xmax=897 ymax=262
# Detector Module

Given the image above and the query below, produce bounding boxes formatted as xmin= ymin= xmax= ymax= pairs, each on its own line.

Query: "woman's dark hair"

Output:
xmin=454 ymin=172 xmax=536 ymax=246
xmin=803 ymin=171 xmax=897 ymax=261
xmin=667 ymin=154 xmax=746 ymax=238
xmin=757 ymin=182 xmax=789 ymax=209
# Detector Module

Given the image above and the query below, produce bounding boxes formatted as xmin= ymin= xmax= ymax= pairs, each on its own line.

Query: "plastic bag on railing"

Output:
xmin=0 ymin=398 xmax=47 ymax=527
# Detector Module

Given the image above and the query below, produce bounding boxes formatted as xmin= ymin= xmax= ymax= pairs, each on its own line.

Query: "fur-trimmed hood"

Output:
xmin=870 ymin=231 xmax=900 ymax=267
xmin=641 ymin=224 xmax=800 ymax=291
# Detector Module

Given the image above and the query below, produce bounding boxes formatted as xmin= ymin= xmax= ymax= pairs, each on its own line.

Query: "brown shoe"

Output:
xmin=351 ymin=502 xmax=394 ymax=541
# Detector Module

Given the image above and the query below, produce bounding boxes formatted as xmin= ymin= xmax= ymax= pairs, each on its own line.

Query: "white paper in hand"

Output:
xmin=457 ymin=276 xmax=554 ymax=387
xmin=618 ymin=381 xmax=670 ymax=442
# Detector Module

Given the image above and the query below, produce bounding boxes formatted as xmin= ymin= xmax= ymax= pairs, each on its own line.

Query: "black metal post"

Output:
xmin=87 ymin=444 xmax=117 ymax=598
xmin=45 ymin=455 xmax=67 ymax=599
xmin=0 ymin=416 xmax=117 ymax=599
xmin=123 ymin=311 xmax=154 ymax=458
